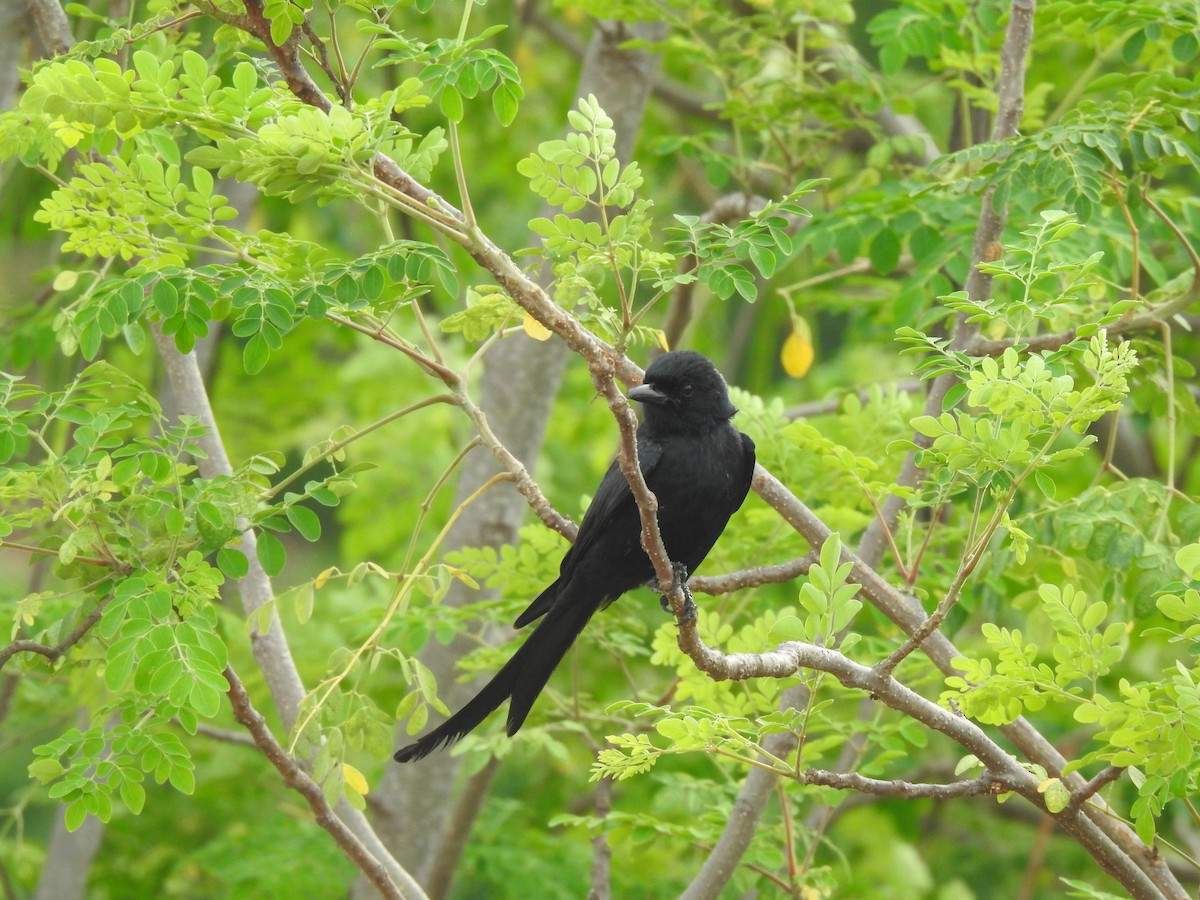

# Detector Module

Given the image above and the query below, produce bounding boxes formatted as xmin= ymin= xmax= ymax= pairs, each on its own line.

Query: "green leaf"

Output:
xmin=120 ymin=779 xmax=146 ymax=815
xmin=493 ymin=83 xmax=520 ymax=126
xmin=656 ymin=718 xmax=687 ymax=740
xmin=1175 ymin=543 xmax=1200 ymax=579
xmin=441 ymin=87 xmax=464 ymax=122
xmin=1134 ymin=806 xmax=1155 ymax=845
xmin=294 ymin=582 xmax=315 ymax=624
xmin=869 ymin=228 xmax=901 ymax=275
xmin=748 ymin=243 xmax=777 ymax=278
xmin=768 ymin=615 xmax=806 ymax=643
xmin=286 ymin=504 xmax=322 ymax=542
xmin=910 ymin=415 xmax=944 ymax=437
xmin=217 ymin=548 xmax=249 ymax=580
xmin=1172 ymin=33 xmax=1197 ymax=64
xmin=64 ymin=800 xmax=88 ymax=832
xmin=1122 ymin=30 xmax=1146 ymax=64
xmin=190 ymin=683 xmax=222 ymax=718
xmin=152 ymin=279 xmax=179 ymax=317
xmin=169 ymin=764 xmax=195 ymax=796
xmin=243 ymin=333 xmax=270 ymax=375
xmin=256 ymin=531 xmax=286 ymax=577
xmin=270 ymin=13 xmax=293 ymax=48
xmin=1033 ymin=470 xmax=1056 ymax=499
xmin=1039 ymin=777 xmax=1070 ymax=813
xmin=28 ymin=757 xmax=65 ymax=782
xmin=835 ymin=227 xmax=860 ymax=264
xmin=196 ymin=500 xmax=234 ymax=547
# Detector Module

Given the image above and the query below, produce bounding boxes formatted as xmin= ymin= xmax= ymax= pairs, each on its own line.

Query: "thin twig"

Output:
xmin=968 ymin=293 xmax=1199 ymax=357
xmin=782 ymin=379 xmax=923 ymax=420
xmin=689 ymin=552 xmax=816 ymax=595
xmin=1068 ymin=766 xmax=1125 ymax=811
xmin=301 ymin=19 xmax=348 ymax=105
xmin=801 ymin=768 xmax=1007 ymax=799
xmin=0 ymin=592 xmax=116 ymax=671
xmin=189 ymin=721 xmax=259 ymax=748
xmin=1143 ymin=193 xmax=1200 ymax=291
xmin=0 ymin=539 xmax=115 ymax=568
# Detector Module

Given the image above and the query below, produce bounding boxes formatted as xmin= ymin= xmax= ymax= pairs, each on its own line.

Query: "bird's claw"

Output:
xmin=676 ymin=592 xmax=697 ymax=624
xmin=654 ymin=563 xmax=696 ymax=623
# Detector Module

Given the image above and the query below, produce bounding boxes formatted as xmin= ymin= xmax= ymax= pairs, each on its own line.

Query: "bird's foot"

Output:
xmin=655 ymin=563 xmax=696 ymax=623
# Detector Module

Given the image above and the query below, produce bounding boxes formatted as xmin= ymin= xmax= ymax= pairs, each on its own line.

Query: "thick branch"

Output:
xmin=152 ymin=323 xmax=306 ymax=727
xmin=858 ymin=0 xmax=1038 ymax=565
xmin=677 ymin=639 xmax=1038 ymax=791
xmin=667 ymin=633 xmax=1170 ymax=897
xmin=28 ymin=0 xmax=73 ymax=56
xmin=748 ymin=468 xmax=1183 ymax=898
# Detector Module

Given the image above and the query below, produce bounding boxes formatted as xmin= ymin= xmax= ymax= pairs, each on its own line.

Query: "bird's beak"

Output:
xmin=628 ymin=382 xmax=669 ymax=406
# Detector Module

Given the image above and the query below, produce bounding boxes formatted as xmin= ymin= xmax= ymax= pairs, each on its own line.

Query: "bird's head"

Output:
xmin=627 ymin=350 xmax=737 ymax=432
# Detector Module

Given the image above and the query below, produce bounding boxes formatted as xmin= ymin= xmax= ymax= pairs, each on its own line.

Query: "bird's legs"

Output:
xmin=653 ymin=562 xmax=697 ymax=623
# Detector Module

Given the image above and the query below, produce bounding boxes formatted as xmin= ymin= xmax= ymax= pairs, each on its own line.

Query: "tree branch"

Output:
xmin=689 ymin=552 xmax=815 ymax=596
xmin=801 ymin=769 xmax=1008 ymax=799
xmin=668 ymin=638 xmax=1044 ymax=802
xmin=223 ymin=665 xmax=420 ymax=900
xmin=0 ymin=539 xmax=116 ymax=568
xmin=587 ymin=777 xmax=613 ymax=900
xmin=968 ymin=289 xmax=1200 ymax=357
xmin=420 ymin=758 xmax=501 ymax=900
xmin=1069 ymin=766 xmax=1126 ymax=812
xmin=857 ymin=0 xmax=1038 ymax=568
xmin=28 ymin=0 xmax=73 ymax=57
xmin=0 ymin=591 xmax=116 ymax=671
xmin=151 ymin=323 xmax=306 ymax=727
xmin=190 ymin=721 xmax=260 ymax=748
xmin=151 ymin=323 xmax=418 ymax=893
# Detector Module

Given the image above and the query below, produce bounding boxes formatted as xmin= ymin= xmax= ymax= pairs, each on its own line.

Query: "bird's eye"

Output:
xmin=681 ymin=384 xmax=694 ymax=397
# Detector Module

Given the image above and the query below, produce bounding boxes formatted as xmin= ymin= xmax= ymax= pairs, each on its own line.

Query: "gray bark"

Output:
xmin=34 ymin=808 xmax=104 ymax=900
xmin=0 ymin=0 xmax=28 ymax=110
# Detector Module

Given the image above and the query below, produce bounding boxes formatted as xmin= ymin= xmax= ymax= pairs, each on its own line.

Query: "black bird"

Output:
xmin=394 ymin=350 xmax=756 ymax=762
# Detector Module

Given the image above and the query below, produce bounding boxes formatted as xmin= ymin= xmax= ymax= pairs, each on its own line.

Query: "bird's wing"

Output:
xmin=512 ymin=439 xmax=664 ymax=628
xmin=564 ymin=437 xmax=664 ymax=569
xmin=736 ymin=433 xmax=757 ymax=505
